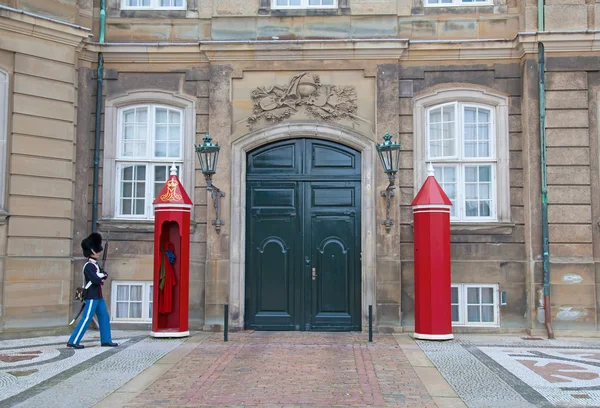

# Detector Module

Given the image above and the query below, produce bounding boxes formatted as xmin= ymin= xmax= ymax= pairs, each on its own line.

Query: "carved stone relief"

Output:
xmin=246 ymin=72 xmax=358 ymax=130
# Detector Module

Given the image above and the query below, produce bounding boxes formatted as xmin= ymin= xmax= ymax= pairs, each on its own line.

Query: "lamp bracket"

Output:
xmin=380 ymin=175 xmax=396 ymax=232
xmin=205 ymin=174 xmax=225 ymax=233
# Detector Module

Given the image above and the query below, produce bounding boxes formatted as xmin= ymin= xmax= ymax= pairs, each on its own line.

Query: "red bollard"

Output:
xmin=410 ymin=164 xmax=453 ymax=340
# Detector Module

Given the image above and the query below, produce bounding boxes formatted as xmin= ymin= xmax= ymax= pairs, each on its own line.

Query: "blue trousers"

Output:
xmin=68 ymin=298 xmax=113 ymax=345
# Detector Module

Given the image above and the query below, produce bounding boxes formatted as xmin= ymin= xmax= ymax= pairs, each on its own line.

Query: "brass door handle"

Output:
xmin=312 ymin=267 xmax=317 ymax=281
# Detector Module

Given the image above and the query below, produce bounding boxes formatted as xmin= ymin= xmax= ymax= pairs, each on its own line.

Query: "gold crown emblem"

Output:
xmin=160 ymin=178 xmax=182 ymax=201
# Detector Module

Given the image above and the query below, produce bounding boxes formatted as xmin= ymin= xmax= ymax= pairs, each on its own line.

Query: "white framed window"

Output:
xmin=0 ymin=70 xmax=7 ymax=211
xmin=115 ymin=104 xmax=183 ymax=219
xmin=121 ymin=0 xmax=186 ymax=10
xmin=111 ymin=281 xmax=153 ymax=322
xmin=425 ymin=0 xmax=493 ymax=6
xmin=414 ymin=88 xmax=510 ymax=224
xmin=452 ymin=283 xmax=499 ymax=326
xmin=427 ymin=102 xmax=496 ymax=222
xmin=272 ymin=0 xmax=337 ymax=9
xmin=102 ymin=91 xmax=196 ymax=221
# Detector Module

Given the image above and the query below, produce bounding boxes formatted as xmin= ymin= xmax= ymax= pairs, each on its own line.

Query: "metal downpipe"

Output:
xmin=538 ymin=0 xmax=554 ymax=339
xmin=92 ymin=0 xmax=106 ymax=232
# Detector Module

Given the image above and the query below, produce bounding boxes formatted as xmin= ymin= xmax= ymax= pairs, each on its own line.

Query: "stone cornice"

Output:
xmin=81 ymin=44 xmax=204 ymax=64
xmin=0 ymin=5 xmax=91 ymax=48
xmin=199 ymin=39 xmax=408 ymax=61
xmin=84 ymin=39 xmax=408 ymax=63
xmin=80 ymin=31 xmax=600 ymax=64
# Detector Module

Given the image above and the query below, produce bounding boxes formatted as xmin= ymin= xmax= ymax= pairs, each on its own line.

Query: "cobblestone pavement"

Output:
xmin=417 ymin=334 xmax=600 ymax=408
xmin=0 ymin=330 xmax=184 ymax=408
xmin=120 ymin=331 xmax=444 ymax=407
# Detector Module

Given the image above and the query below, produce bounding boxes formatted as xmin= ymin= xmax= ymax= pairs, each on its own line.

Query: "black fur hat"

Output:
xmin=81 ymin=232 xmax=103 ymax=258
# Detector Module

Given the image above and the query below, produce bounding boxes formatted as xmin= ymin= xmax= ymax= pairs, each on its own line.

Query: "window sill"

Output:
xmin=0 ymin=211 xmax=9 ymax=225
xmin=261 ymin=8 xmax=349 ymax=16
xmin=98 ymin=218 xmax=200 ymax=233
xmin=410 ymin=221 xmax=515 ymax=235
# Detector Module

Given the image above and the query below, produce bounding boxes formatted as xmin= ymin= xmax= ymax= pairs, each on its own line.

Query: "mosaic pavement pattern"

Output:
xmin=0 ymin=330 xmax=183 ymax=408
xmin=125 ymin=331 xmax=438 ymax=407
xmin=417 ymin=335 xmax=600 ymax=408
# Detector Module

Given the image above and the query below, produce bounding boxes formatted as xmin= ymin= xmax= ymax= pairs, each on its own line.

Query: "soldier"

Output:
xmin=67 ymin=232 xmax=118 ymax=349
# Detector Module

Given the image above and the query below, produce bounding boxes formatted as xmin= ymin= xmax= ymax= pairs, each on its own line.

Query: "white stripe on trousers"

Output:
xmin=74 ymin=299 xmax=94 ymax=344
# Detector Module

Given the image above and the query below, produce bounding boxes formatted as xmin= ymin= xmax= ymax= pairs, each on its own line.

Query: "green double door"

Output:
xmin=245 ymin=139 xmax=361 ymax=331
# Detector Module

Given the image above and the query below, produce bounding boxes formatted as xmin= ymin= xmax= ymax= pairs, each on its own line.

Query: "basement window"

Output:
xmin=121 ymin=0 xmax=186 ymax=10
xmin=425 ymin=0 xmax=492 ymax=6
xmin=452 ymin=284 xmax=499 ymax=326
xmin=111 ymin=281 xmax=153 ymax=322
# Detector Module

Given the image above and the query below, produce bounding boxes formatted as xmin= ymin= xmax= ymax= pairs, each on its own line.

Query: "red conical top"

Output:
xmin=411 ymin=164 xmax=452 ymax=207
xmin=153 ymin=166 xmax=192 ymax=206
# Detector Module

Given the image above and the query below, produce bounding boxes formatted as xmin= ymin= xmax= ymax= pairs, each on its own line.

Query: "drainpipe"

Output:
xmin=538 ymin=0 xmax=554 ymax=339
xmin=92 ymin=0 xmax=106 ymax=232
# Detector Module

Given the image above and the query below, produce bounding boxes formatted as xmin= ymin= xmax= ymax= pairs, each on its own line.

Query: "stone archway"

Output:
xmin=229 ymin=122 xmax=377 ymax=330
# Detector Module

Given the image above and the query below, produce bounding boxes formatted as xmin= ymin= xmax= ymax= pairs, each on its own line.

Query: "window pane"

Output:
xmin=121 ymin=199 xmax=132 ymax=214
xmin=467 ymin=305 xmax=481 ymax=322
xmin=430 ymin=107 xmax=442 ymax=123
xmin=135 ymin=199 xmax=145 ymax=215
xmin=443 ymin=167 xmax=456 ymax=182
xmin=465 ymin=184 xmax=477 ymax=200
xmin=168 ymin=143 xmax=180 ymax=157
xmin=481 ymin=305 xmax=494 ymax=322
xmin=130 ymin=285 xmax=143 ymax=301
xmin=451 ymin=287 xmax=458 ymax=303
xmin=155 ymin=142 xmax=167 ymax=158
xmin=116 ymin=302 xmax=128 ymax=318
xmin=465 ymin=166 xmax=477 ymax=182
xmin=481 ymin=287 xmax=494 ymax=304
xmin=479 ymin=201 xmax=491 ymax=217
xmin=122 ymin=182 xmax=133 ymax=198
xmin=443 ymin=106 xmax=455 ymax=122
xmin=156 ymin=125 xmax=167 ymax=141
xmin=117 ymin=285 xmax=129 ymax=301
xmin=466 ymin=201 xmax=478 ymax=217
xmin=130 ymin=302 xmax=142 ymax=318
xmin=467 ymin=287 xmax=479 ymax=304
xmin=479 ymin=166 xmax=491 ymax=182
xmin=464 ymin=107 xmax=476 ymax=122
xmin=479 ymin=184 xmax=490 ymax=199
xmin=155 ymin=166 xmax=166 ymax=182
xmin=452 ymin=305 xmax=459 ymax=322
xmin=156 ymin=108 xmax=168 ymax=123
xmin=136 ymin=165 xmax=146 ymax=181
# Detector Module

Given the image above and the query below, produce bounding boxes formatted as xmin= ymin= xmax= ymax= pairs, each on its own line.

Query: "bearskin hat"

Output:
xmin=81 ymin=232 xmax=103 ymax=258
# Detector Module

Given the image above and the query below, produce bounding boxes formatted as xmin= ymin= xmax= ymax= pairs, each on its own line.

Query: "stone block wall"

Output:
xmin=0 ymin=10 xmax=89 ymax=331
xmin=542 ymin=57 xmax=600 ymax=332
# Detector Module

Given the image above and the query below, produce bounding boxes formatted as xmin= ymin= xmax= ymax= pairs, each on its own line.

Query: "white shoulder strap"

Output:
xmin=82 ymin=262 xmax=93 ymax=289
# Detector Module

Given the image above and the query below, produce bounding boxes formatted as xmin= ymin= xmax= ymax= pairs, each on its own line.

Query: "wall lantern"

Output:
xmin=376 ymin=131 xmax=401 ymax=232
xmin=195 ymin=133 xmax=225 ymax=233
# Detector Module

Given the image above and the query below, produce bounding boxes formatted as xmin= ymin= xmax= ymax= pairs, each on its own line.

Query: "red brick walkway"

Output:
xmin=125 ymin=332 xmax=437 ymax=407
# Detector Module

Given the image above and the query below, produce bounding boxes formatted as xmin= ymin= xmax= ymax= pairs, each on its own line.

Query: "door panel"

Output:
xmin=246 ymin=139 xmax=360 ymax=331
xmin=309 ymin=182 xmax=361 ymax=331
xmin=246 ymin=182 xmax=299 ymax=330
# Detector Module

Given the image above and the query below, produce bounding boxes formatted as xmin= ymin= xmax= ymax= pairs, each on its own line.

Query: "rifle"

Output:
xmin=69 ymin=231 xmax=110 ymax=326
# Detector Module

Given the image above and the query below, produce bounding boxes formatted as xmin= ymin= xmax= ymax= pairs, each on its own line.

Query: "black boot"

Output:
xmin=67 ymin=343 xmax=85 ymax=349
xmin=101 ymin=342 xmax=118 ymax=347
